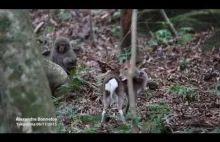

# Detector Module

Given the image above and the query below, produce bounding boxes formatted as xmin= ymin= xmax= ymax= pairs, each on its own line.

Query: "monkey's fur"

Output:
xmin=50 ymin=37 xmax=77 ymax=74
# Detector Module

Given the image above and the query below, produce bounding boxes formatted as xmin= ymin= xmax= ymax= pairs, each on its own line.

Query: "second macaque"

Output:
xmin=119 ymin=61 xmax=148 ymax=114
xmin=50 ymin=37 xmax=77 ymax=74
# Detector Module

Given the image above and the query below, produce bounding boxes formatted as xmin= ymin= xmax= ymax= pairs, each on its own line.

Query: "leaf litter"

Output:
xmin=30 ymin=9 xmax=220 ymax=133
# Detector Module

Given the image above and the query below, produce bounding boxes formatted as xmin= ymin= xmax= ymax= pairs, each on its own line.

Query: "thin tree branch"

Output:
xmin=128 ymin=9 xmax=139 ymax=133
xmin=89 ymin=9 xmax=94 ymax=42
xmin=159 ymin=9 xmax=178 ymax=37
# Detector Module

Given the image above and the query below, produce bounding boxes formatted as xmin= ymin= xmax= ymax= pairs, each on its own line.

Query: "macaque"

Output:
xmin=101 ymin=71 xmax=127 ymax=124
xmin=119 ymin=61 xmax=148 ymax=114
xmin=50 ymin=37 xmax=77 ymax=74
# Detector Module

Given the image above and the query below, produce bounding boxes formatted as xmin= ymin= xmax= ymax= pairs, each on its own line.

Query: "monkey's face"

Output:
xmin=58 ymin=44 xmax=66 ymax=53
xmin=135 ymin=71 xmax=144 ymax=83
xmin=55 ymin=40 xmax=70 ymax=53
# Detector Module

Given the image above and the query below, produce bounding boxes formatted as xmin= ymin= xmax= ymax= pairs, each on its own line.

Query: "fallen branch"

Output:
xmin=34 ymin=22 xmax=44 ymax=33
xmin=81 ymin=79 xmax=99 ymax=90
xmin=53 ymin=93 xmax=74 ymax=103
xmin=96 ymin=70 xmax=111 ymax=80
xmin=159 ymin=9 xmax=178 ymax=37
xmin=50 ymin=18 xmax=58 ymax=26
xmin=96 ymin=60 xmax=115 ymax=71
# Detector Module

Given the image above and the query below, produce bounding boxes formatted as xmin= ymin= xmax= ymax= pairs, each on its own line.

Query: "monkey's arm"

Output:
xmin=136 ymin=73 xmax=148 ymax=96
xmin=50 ymin=50 xmax=57 ymax=61
xmin=63 ymin=57 xmax=76 ymax=66
xmin=137 ymin=88 xmax=145 ymax=97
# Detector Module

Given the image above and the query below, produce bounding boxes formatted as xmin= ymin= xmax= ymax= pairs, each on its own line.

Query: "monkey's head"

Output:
xmin=54 ymin=37 xmax=70 ymax=53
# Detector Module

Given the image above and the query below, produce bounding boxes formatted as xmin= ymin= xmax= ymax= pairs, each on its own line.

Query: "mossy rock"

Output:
xmin=200 ymin=28 xmax=220 ymax=51
xmin=42 ymin=58 xmax=68 ymax=93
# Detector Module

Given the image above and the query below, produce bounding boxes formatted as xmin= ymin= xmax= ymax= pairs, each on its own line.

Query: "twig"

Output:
xmin=119 ymin=28 xmax=131 ymax=48
xmin=52 ymin=93 xmax=73 ymax=103
xmin=89 ymin=9 xmax=94 ymax=42
xmin=40 ymin=11 xmax=53 ymax=50
xmin=50 ymin=18 xmax=58 ymax=26
xmin=53 ymin=95 xmax=65 ymax=103
xmin=137 ymin=59 xmax=146 ymax=68
xmin=81 ymin=79 xmax=98 ymax=90
xmin=146 ymin=61 xmax=157 ymax=65
xmin=159 ymin=9 xmax=178 ymax=37
xmin=34 ymin=22 xmax=44 ymax=33
xmin=138 ymin=9 xmax=160 ymax=15
xmin=96 ymin=60 xmax=115 ymax=70
xmin=96 ymin=70 xmax=111 ymax=80
xmin=137 ymin=57 xmax=156 ymax=68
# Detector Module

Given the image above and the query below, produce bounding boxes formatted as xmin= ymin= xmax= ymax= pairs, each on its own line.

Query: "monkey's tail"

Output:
xmin=105 ymin=78 xmax=118 ymax=103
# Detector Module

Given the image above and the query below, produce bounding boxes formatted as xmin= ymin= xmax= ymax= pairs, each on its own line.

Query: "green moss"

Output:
xmin=0 ymin=36 xmax=12 ymax=43
xmin=0 ymin=10 xmax=57 ymax=132
xmin=0 ymin=15 xmax=11 ymax=33
xmin=8 ymin=65 xmax=23 ymax=80
xmin=25 ymin=59 xmax=32 ymax=67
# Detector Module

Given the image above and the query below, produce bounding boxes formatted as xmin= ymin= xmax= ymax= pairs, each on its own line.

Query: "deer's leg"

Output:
xmin=117 ymin=93 xmax=126 ymax=123
xmin=101 ymin=91 xmax=111 ymax=123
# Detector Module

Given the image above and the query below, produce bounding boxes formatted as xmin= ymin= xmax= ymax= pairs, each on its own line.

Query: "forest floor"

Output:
xmin=29 ymin=9 xmax=220 ymax=133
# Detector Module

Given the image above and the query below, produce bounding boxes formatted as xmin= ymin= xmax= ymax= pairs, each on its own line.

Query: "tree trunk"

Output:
xmin=120 ymin=9 xmax=132 ymax=56
xmin=0 ymin=10 xmax=57 ymax=133
xmin=120 ymin=9 xmax=140 ymax=63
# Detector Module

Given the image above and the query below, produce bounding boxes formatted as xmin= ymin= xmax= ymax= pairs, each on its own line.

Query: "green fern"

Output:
xmin=179 ymin=57 xmax=192 ymax=70
xmin=110 ymin=24 xmax=120 ymax=38
xmin=211 ymin=82 xmax=220 ymax=95
xmin=178 ymin=34 xmax=193 ymax=45
xmin=58 ymin=65 xmax=89 ymax=93
xmin=115 ymin=48 xmax=131 ymax=63
xmin=144 ymin=104 xmax=170 ymax=133
xmin=168 ymin=84 xmax=195 ymax=95
xmin=60 ymin=9 xmax=72 ymax=21
xmin=178 ymin=27 xmax=195 ymax=36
